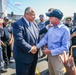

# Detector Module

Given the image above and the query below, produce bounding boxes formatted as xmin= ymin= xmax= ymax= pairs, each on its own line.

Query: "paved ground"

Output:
xmin=36 ymin=56 xmax=48 ymax=75
xmin=1 ymin=58 xmax=16 ymax=75
xmin=1 ymin=55 xmax=48 ymax=75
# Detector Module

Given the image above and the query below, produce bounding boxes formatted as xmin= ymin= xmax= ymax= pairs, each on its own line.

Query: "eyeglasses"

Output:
xmin=66 ymin=19 xmax=71 ymax=21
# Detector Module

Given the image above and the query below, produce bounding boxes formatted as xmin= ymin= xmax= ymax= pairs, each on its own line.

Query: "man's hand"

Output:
xmin=59 ymin=51 xmax=75 ymax=69
xmin=48 ymin=24 xmax=53 ymax=28
xmin=59 ymin=51 xmax=76 ymax=75
xmin=1 ymin=41 xmax=5 ymax=46
xmin=8 ymin=40 xmax=12 ymax=45
xmin=70 ymin=32 xmax=76 ymax=39
xmin=42 ymin=48 xmax=51 ymax=55
xmin=30 ymin=46 xmax=37 ymax=54
xmin=72 ymin=32 xmax=76 ymax=37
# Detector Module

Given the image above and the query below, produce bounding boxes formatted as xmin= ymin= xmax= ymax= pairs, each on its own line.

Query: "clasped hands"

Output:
xmin=30 ymin=46 xmax=38 ymax=54
xmin=30 ymin=46 xmax=51 ymax=55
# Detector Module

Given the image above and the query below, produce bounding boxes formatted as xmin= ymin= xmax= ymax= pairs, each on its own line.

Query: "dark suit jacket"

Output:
xmin=13 ymin=17 xmax=48 ymax=64
xmin=13 ymin=17 xmax=40 ymax=64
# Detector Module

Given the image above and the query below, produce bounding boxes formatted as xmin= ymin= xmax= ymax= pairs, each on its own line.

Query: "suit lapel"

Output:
xmin=21 ymin=18 xmax=37 ymax=40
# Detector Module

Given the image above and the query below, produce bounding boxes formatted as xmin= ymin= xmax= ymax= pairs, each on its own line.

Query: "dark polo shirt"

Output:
xmin=1 ymin=23 xmax=12 ymax=43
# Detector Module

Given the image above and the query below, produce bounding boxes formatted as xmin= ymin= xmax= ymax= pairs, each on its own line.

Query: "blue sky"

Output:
xmin=7 ymin=0 xmax=76 ymax=19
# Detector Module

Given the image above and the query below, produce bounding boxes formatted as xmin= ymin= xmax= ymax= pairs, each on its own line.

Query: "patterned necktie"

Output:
xmin=29 ymin=22 xmax=36 ymax=38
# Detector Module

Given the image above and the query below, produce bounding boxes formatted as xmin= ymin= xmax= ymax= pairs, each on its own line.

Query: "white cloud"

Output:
xmin=14 ymin=2 xmax=22 ymax=6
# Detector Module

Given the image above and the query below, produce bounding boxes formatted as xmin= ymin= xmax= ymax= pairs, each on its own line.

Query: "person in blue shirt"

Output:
xmin=36 ymin=9 xmax=70 ymax=75
xmin=1 ymin=17 xmax=13 ymax=66
xmin=38 ymin=14 xmax=46 ymax=58
xmin=38 ymin=14 xmax=45 ymax=30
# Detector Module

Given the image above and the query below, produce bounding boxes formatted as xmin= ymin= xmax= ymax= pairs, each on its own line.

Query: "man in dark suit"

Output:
xmin=13 ymin=7 xmax=51 ymax=75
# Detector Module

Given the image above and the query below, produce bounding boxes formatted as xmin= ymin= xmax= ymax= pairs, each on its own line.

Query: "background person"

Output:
xmin=1 ymin=17 xmax=13 ymax=66
xmin=0 ymin=22 xmax=7 ymax=73
xmin=38 ymin=14 xmax=46 ymax=58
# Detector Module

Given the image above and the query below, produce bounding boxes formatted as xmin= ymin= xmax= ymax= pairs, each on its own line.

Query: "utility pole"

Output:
xmin=0 ymin=0 xmax=8 ymax=18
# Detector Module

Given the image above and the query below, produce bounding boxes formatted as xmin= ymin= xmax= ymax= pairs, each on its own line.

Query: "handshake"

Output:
xmin=29 ymin=46 xmax=51 ymax=55
xmin=30 ymin=46 xmax=38 ymax=54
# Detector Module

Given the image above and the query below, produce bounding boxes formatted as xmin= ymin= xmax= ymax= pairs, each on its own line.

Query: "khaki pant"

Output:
xmin=48 ymin=53 xmax=69 ymax=75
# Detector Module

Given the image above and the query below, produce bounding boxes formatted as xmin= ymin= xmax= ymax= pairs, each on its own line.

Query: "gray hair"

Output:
xmin=24 ymin=7 xmax=34 ymax=15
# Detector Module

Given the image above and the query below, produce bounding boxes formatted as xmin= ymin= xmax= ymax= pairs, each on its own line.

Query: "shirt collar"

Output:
xmin=23 ymin=17 xmax=29 ymax=26
xmin=57 ymin=22 xmax=64 ymax=28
